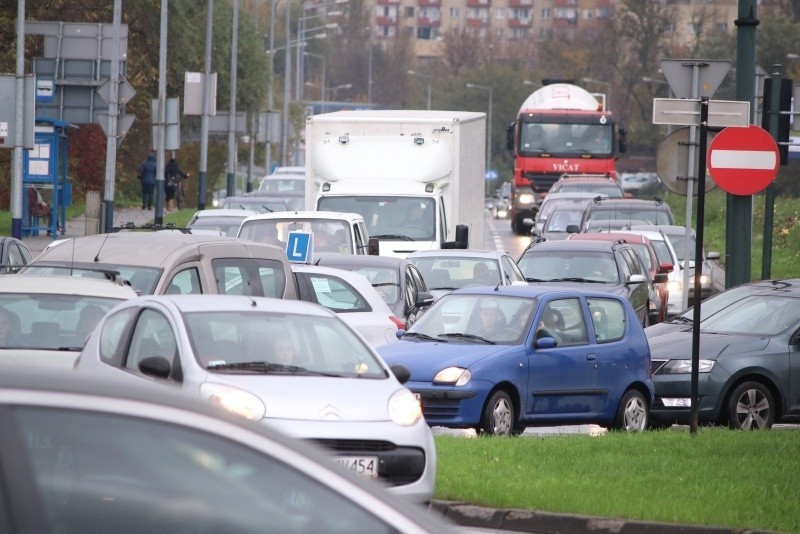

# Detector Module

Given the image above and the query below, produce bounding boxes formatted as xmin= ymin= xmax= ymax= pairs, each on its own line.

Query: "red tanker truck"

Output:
xmin=505 ymin=81 xmax=626 ymax=235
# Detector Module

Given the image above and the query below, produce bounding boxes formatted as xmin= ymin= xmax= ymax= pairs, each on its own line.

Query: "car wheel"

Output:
xmin=611 ymin=390 xmax=648 ymax=432
xmin=725 ymin=381 xmax=775 ymax=430
xmin=479 ymin=390 xmax=515 ymax=436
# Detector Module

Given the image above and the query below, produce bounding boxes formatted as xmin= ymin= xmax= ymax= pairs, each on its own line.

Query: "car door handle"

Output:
xmin=586 ymin=353 xmax=596 ymax=361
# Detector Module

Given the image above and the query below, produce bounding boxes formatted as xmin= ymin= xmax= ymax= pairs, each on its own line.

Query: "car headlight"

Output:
xmin=658 ymin=359 xmax=716 ymax=374
xmin=666 ymin=280 xmax=682 ymax=294
xmin=689 ymin=274 xmax=712 ymax=288
xmin=433 ymin=367 xmax=472 ymax=386
xmin=388 ymin=389 xmax=422 ymax=427
xmin=518 ymin=193 xmax=535 ymax=205
xmin=200 ymin=383 xmax=266 ymax=421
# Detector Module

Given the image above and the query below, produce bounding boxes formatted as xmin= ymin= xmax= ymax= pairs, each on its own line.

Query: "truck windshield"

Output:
xmin=318 ymin=197 xmax=436 ymax=242
xmin=520 ymin=122 xmax=612 ymax=157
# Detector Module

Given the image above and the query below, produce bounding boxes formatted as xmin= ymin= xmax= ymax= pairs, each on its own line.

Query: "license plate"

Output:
xmin=335 ymin=456 xmax=379 ymax=478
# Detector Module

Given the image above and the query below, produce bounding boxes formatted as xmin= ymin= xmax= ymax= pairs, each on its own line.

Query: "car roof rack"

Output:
xmin=110 ymin=222 xmax=192 ymax=234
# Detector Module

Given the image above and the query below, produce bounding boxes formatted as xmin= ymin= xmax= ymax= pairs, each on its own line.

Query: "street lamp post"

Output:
xmin=407 ymin=69 xmax=432 ymax=110
xmin=581 ymin=77 xmax=611 ymax=111
xmin=466 ymin=82 xmax=492 ymax=190
xmin=304 ymin=51 xmax=326 ymax=101
xmin=327 ymin=83 xmax=352 ymax=101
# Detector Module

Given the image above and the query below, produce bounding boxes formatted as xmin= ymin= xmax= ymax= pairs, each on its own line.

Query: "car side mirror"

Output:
xmin=390 ymin=364 xmax=411 ymax=384
xmin=535 ymin=337 xmax=557 ymax=349
xmin=415 ymin=291 xmax=434 ymax=309
xmin=139 ymin=356 xmax=171 ymax=379
xmin=627 ymin=274 xmax=647 ymax=285
xmin=566 ymin=224 xmax=580 ymax=234
xmin=367 ymin=237 xmax=380 ymax=256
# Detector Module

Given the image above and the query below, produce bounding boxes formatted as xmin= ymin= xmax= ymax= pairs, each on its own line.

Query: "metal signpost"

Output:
xmin=653 ymin=59 xmax=752 ymax=434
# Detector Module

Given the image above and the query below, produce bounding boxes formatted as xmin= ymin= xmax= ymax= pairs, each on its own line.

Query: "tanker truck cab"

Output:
xmin=311 ymin=131 xmax=480 ymax=258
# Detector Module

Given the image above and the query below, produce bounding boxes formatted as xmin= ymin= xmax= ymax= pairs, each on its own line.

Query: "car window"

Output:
xmin=99 ymin=307 xmax=137 ymax=364
xmin=701 ymin=295 xmax=800 ymax=336
xmin=12 ymin=406 xmax=398 ymax=533
xmin=297 ymin=273 xmax=370 ymax=313
xmin=211 ymin=258 xmax=286 ymax=297
xmin=587 ymin=297 xmax=626 ymax=342
xmin=125 ymin=308 xmax=178 ymax=373
xmin=166 ymin=268 xmax=203 ymax=295
xmin=0 ymin=295 xmax=125 ymax=351
xmin=519 ymin=250 xmax=618 ymax=283
xmin=537 ymin=298 xmax=588 ymax=346
xmin=500 ymin=255 xmax=525 ymax=284
xmin=22 ymin=265 xmax=162 ymax=294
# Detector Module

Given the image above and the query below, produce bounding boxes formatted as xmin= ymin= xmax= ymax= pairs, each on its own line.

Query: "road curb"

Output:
xmin=430 ymin=500 xmax=778 ymax=533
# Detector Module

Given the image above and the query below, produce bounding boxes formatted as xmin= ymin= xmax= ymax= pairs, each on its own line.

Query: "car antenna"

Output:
xmin=93 ymin=232 xmax=112 ymax=263
xmin=493 ymin=282 xmax=501 ymax=291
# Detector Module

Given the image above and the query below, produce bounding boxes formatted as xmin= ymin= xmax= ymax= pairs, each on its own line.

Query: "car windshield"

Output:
xmin=589 ymin=207 xmax=672 ymax=225
xmin=519 ymin=251 xmax=619 ymax=283
xmin=22 ymin=265 xmax=161 ymax=294
xmin=555 ymin=183 xmax=624 ymax=197
xmin=239 ymin=219 xmax=352 ymax=254
xmin=409 ymin=294 xmax=536 ymax=345
xmin=258 ymin=177 xmax=304 ymax=194
xmin=188 ymin=216 xmax=249 ymax=236
xmin=678 ymin=283 xmax=784 ymax=323
xmin=0 ymin=295 xmax=123 ymax=350
xmin=700 ymin=295 xmax=800 ymax=336
xmin=221 ymin=198 xmax=291 ymax=213
xmin=183 ymin=311 xmax=386 ymax=377
xmin=318 ymin=196 xmax=435 ymax=242
xmin=351 ymin=267 xmax=400 ymax=306
xmin=411 ymin=257 xmax=501 ymax=289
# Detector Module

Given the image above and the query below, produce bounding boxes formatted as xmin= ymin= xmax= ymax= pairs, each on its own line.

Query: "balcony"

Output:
xmin=417 ymin=16 xmax=442 ymax=26
xmin=376 ymin=0 xmax=400 ymax=5
xmin=466 ymin=17 xmax=489 ymax=27
xmin=376 ymin=15 xmax=398 ymax=25
xmin=508 ymin=0 xmax=532 ymax=6
xmin=417 ymin=0 xmax=440 ymax=6
xmin=507 ymin=18 xmax=532 ymax=28
xmin=466 ymin=0 xmax=490 ymax=6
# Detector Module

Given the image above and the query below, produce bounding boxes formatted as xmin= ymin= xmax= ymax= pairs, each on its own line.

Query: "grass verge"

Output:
xmin=434 ymin=428 xmax=800 ymax=533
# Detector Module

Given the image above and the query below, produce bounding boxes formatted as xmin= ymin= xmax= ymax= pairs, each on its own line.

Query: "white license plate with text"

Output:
xmin=335 ymin=456 xmax=379 ymax=478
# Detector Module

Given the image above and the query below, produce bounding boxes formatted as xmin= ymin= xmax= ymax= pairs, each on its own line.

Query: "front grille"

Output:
xmin=310 ymin=439 xmax=426 ymax=487
xmin=312 ymin=439 xmax=395 ymax=452
xmin=421 ymin=397 xmax=461 ymax=419
xmin=522 ymin=172 xmax=562 ymax=193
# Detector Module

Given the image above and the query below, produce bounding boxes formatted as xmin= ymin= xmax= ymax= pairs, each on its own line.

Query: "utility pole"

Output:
xmin=227 ymin=0 xmax=239 ymax=197
xmin=154 ymin=0 xmax=167 ymax=225
xmin=198 ymin=0 xmax=213 ymax=210
xmin=103 ymin=0 xmax=122 ymax=232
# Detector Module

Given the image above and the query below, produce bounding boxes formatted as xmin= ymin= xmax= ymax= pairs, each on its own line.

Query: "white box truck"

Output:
xmin=304 ymin=110 xmax=486 ymax=257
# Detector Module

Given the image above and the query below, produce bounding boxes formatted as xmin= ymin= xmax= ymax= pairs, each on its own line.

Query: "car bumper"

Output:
xmin=649 ymin=371 xmax=723 ymax=425
xmin=404 ymin=380 xmax=489 ymax=428
xmin=264 ymin=417 xmax=436 ymax=503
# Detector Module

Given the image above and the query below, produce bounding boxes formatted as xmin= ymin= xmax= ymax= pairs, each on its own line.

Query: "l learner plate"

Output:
xmin=335 ymin=456 xmax=378 ymax=478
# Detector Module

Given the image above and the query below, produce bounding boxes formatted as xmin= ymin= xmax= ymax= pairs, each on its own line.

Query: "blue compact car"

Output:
xmin=378 ymin=285 xmax=654 ymax=435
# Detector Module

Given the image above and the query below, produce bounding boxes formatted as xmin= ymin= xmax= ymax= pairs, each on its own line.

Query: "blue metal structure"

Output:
xmin=22 ymin=117 xmax=71 ymax=238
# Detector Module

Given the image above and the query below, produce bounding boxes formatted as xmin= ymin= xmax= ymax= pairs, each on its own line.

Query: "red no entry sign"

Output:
xmin=707 ymin=125 xmax=779 ymax=196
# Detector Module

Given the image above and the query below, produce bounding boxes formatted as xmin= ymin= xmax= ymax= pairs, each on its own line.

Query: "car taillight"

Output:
xmin=389 ymin=315 xmax=406 ymax=330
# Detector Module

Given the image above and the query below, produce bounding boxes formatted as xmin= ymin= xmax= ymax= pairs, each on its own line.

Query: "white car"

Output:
xmin=75 ymin=295 xmax=436 ymax=502
xmin=187 ymin=208 xmax=258 ymax=236
xmin=0 ymin=367 xmax=455 ymax=532
xmin=0 ymin=275 xmax=137 ymax=368
xmin=292 ymin=263 xmax=400 ymax=347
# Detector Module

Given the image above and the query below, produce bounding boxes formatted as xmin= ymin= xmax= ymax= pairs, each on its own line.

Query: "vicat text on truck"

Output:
xmin=506 ymin=81 xmax=627 ymax=235
xmin=305 ymin=110 xmax=486 ymax=258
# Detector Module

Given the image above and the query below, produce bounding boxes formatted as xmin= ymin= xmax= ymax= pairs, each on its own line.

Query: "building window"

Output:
xmin=417 ymin=26 xmax=432 ymax=39
xmin=583 ymin=9 xmax=592 ymax=20
xmin=450 ymin=7 xmax=459 ymax=19
xmin=405 ymin=6 xmax=414 ymax=17
xmin=541 ymin=8 xmax=550 ymax=20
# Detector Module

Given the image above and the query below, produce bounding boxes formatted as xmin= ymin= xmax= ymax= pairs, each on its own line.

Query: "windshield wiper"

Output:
xmin=430 ymin=286 xmax=458 ymax=290
xmin=372 ymin=234 xmax=415 ymax=241
xmin=525 ymin=277 xmax=548 ymax=282
xmin=549 ymin=277 xmax=600 ymax=283
xmin=669 ymin=315 xmax=694 ymax=325
xmin=440 ymin=333 xmax=495 ymax=344
xmin=207 ymin=361 xmax=339 ymax=376
xmin=402 ymin=332 xmax=447 ymax=342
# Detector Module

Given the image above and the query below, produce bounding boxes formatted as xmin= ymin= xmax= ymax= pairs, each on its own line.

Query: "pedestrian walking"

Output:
xmin=137 ymin=152 xmax=157 ymax=210
xmin=164 ymin=157 xmax=189 ymax=211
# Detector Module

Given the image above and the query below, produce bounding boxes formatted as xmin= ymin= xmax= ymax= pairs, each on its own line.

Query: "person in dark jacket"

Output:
xmin=164 ymin=157 xmax=189 ymax=210
xmin=137 ymin=152 xmax=157 ymax=210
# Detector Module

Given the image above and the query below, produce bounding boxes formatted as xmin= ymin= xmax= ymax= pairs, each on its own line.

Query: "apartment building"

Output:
xmin=365 ymin=0 xmax=740 ymax=60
